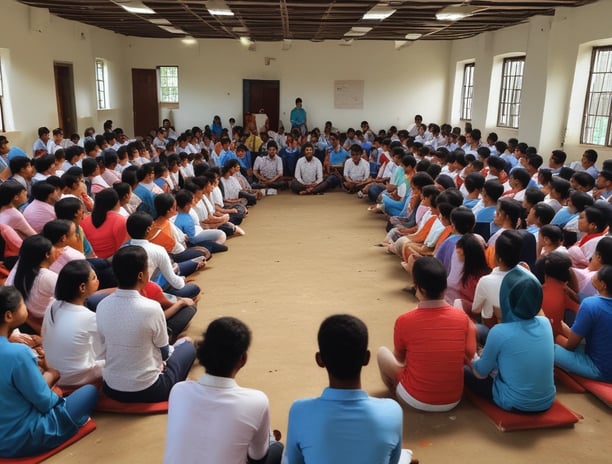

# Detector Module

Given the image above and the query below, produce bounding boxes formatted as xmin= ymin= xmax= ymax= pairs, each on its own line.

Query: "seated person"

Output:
xmin=342 ymin=145 xmax=372 ymax=194
xmin=568 ymin=204 xmax=609 ymax=269
xmin=473 ymin=179 xmax=504 ymax=236
xmin=377 ymin=257 xmax=476 ymax=411
xmin=80 ymin=188 xmax=128 ymax=259
xmin=466 ymin=265 xmax=556 ymax=413
xmin=174 ymin=189 xmax=231 ymax=247
xmin=164 ymin=317 xmax=283 ymax=464
xmin=126 ymin=212 xmax=201 ymax=299
xmin=96 ymin=245 xmax=197 ymax=402
xmin=0 ymin=180 xmax=36 ymax=239
xmin=23 ymin=181 xmax=58 ymax=233
xmin=286 ymin=314 xmax=404 ymax=464
xmin=291 ymin=142 xmax=329 ymax=195
xmin=462 ymin=172 xmax=485 ymax=209
xmin=452 ymin=233 xmax=491 ymax=315
xmin=541 ymin=252 xmax=579 ymax=338
xmin=0 ymin=286 xmax=98 ymax=458
xmin=42 ymin=260 xmax=105 ymax=387
xmin=554 ymin=265 xmax=612 ymax=382
xmin=323 ymin=133 xmax=349 ymax=182
xmin=252 ymin=141 xmax=285 ymax=190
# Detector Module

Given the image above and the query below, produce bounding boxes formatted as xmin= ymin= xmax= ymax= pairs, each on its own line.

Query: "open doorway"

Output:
xmin=243 ymin=79 xmax=280 ymax=132
xmin=53 ymin=62 xmax=77 ymax=136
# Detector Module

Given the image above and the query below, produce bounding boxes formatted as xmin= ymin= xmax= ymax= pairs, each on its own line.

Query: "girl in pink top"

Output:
xmin=0 ymin=181 xmax=36 ymax=239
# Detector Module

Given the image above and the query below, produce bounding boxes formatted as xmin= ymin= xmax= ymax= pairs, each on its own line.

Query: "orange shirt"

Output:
xmin=541 ymin=278 xmax=579 ymax=336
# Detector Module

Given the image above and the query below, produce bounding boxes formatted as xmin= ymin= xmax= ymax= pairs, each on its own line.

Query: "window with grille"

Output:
xmin=158 ymin=66 xmax=179 ymax=103
xmin=581 ymin=46 xmax=612 ymax=146
xmin=497 ymin=56 xmax=525 ymax=129
xmin=460 ymin=63 xmax=475 ymax=120
xmin=95 ymin=59 xmax=109 ymax=110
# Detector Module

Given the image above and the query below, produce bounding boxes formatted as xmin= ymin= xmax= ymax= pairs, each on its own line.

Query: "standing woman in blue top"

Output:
xmin=211 ymin=115 xmax=223 ymax=139
xmin=0 ymin=286 xmax=98 ymax=458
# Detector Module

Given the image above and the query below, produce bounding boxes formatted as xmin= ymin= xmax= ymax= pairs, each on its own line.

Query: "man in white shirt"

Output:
xmin=343 ymin=145 xmax=372 ymax=194
xmin=164 ymin=317 xmax=283 ymax=464
xmin=291 ymin=142 xmax=328 ymax=195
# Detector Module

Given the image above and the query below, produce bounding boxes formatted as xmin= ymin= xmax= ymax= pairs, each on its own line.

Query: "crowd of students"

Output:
xmin=0 ymin=115 xmax=611 ymax=462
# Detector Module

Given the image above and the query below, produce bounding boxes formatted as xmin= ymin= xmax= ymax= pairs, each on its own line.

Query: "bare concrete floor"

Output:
xmin=50 ymin=192 xmax=610 ymax=463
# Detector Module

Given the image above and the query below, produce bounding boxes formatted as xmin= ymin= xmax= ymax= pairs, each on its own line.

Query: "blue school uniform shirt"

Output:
xmin=173 ymin=211 xmax=197 ymax=241
xmin=283 ymin=388 xmax=402 ymax=464
xmin=328 ymin=147 xmax=349 ymax=166
xmin=571 ymin=296 xmax=612 ymax=381
xmin=0 ymin=337 xmax=78 ymax=458
xmin=551 ymin=206 xmax=576 ymax=228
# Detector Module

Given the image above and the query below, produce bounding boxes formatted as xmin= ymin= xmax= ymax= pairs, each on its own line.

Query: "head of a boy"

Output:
xmin=316 ymin=314 xmax=369 ymax=381
xmin=413 ymin=257 xmax=447 ymax=300
xmin=197 ymin=317 xmax=251 ymax=378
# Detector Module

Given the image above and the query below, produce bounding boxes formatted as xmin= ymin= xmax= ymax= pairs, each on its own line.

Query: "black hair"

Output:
xmin=55 ymin=260 xmax=92 ymax=302
xmin=486 ymin=155 xmax=506 ymax=172
xmin=317 ymin=314 xmax=368 ymax=380
xmin=38 ymin=126 xmax=50 ymax=137
xmin=103 ymin=149 xmax=118 ymax=167
xmin=410 ymin=172 xmax=434 ymax=190
xmin=126 ymin=211 xmax=153 ymax=239
xmin=54 ymin=197 xmax=83 ymax=221
xmin=34 ymin=154 xmax=55 ymax=174
xmin=584 ymin=205 xmax=608 ymax=232
xmin=402 ymin=154 xmax=416 ymax=168
xmin=413 ymin=257 xmax=447 ymax=299
xmin=457 ymin=233 xmax=490 ymax=286
xmin=572 ymin=171 xmax=595 ymax=190
xmin=583 ymin=149 xmax=598 ymax=163
xmin=152 ymin=193 xmax=175 ymax=217
xmin=175 ymin=189 xmax=194 ymax=209
xmin=532 ymin=202 xmax=555 ymax=226
xmin=65 ymin=145 xmax=84 ymax=163
xmin=0 ymin=181 xmax=25 ymax=207
xmin=523 ymin=187 xmax=545 ymax=207
xmin=42 ymin=219 xmax=72 ymax=245
xmin=196 ymin=317 xmax=252 ymax=377
xmin=595 ymin=237 xmax=612 ymax=265
xmin=438 ymin=202 xmax=454 ymax=221
xmin=121 ymin=167 xmax=138 ymax=187
xmin=570 ymin=191 xmax=594 ymax=212
xmin=435 ymin=174 xmax=455 ymax=190
xmin=30 ymin=181 xmax=55 ymax=202
xmin=422 ymin=185 xmax=440 ymax=208
xmin=61 ymin=173 xmax=81 ymax=191
xmin=9 ymin=156 xmax=31 ymax=175
xmin=550 ymin=177 xmax=571 ymax=199
xmin=13 ymin=235 xmax=52 ymax=300
xmin=464 ymin=172 xmax=485 ymax=193
xmin=0 ymin=286 xmax=23 ymax=323
xmin=222 ymin=158 xmax=240 ymax=175
xmin=437 ymin=188 xmax=463 ymax=208
xmin=495 ymin=230 xmax=524 ymax=268
xmin=497 ymin=198 xmax=524 ymax=229
xmin=539 ymin=224 xmax=563 ymax=244
xmin=544 ymin=252 xmax=572 ymax=282
xmin=551 ymin=150 xmax=567 ymax=165
xmin=82 ymin=157 xmax=98 ymax=177
xmin=527 ymin=154 xmax=543 ymax=170
xmin=477 ymin=146 xmax=491 ymax=160
xmin=113 ymin=182 xmax=131 ymax=201
xmin=137 ymin=163 xmax=155 ymax=182
xmin=91 ymin=188 xmax=119 ymax=228
xmin=510 ymin=168 xmax=531 ymax=189
xmin=450 ymin=206 xmax=475 ymax=234
xmin=112 ymin=245 xmax=148 ymax=288
xmin=597 ymin=265 xmax=612 ymax=293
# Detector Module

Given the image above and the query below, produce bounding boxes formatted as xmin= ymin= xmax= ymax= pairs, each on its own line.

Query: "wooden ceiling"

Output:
xmin=17 ymin=0 xmax=597 ymax=42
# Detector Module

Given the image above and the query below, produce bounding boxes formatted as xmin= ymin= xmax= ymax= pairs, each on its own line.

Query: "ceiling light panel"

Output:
xmin=363 ymin=4 xmax=396 ymax=21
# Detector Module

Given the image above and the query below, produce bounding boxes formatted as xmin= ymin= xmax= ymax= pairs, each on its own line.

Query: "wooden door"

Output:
xmin=132 ymin=68 xmax=159 ymax=139
xmin=243 ymin=80 xmax=280 ymax=132
xmin=54 ymin=63 xmax=77 ymax=135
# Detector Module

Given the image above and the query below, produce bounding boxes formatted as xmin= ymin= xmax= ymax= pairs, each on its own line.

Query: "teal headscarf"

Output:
xmin=499 ymin=266 xmax=542 ymax=322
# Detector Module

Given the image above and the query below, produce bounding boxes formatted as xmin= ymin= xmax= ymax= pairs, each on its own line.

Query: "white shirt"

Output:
xmin=42 ymin=301 xmax=105 ymax=386
xmin=129 ymin=238 xmax=185 ymax=289
xmin=165 ymin=374 xmax=272 ymax=464
xmin=220 ymin=175 xmax=243 ymax=200
xmin=343 ymin=158 xmax=370 ymax=181
xmin=472 ymin=267 xmax=510 ymax=319
xmin=294 ymin=156 xmax=323 ymax=185
xmin=96 ymin=289 xmax=168 ymax=391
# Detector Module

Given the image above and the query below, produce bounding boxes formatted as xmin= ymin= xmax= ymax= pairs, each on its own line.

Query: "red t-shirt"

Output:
xmin=394 ymin=302 xmax=474 ymax=405
xmin=81 ymin=211 xmax=127 ymax=259
xmin=541 ymin=278 xmax=579 ymax=336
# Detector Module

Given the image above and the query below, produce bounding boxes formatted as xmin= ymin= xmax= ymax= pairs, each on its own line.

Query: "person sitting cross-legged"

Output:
xmin=96 ymin=245 xmax=196 ymax=402
xmin=164 ymin=317 xmax=283 ymax=464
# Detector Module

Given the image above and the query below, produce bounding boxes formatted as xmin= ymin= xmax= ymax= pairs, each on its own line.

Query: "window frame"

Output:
xmin=497 ymin=56 xmax=525 ymax=129
xmin=158 ymin=65 xmax=179 ymax=104
xmin=460 ymin=62 xmax=475 ymax=121
xmin=95 ymin=58 xmax=109 ymax=110
xmin=580 ymin=46 xmax=612 ymax=146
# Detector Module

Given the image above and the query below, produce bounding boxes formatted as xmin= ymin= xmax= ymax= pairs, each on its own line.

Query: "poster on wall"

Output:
xmin=334 ymin=80 xmax=364 ymax=109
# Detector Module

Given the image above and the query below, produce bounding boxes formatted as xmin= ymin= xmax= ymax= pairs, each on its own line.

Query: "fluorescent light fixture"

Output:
xmin=405 ymin=33 xmax=422 ymax=40
xmin=435 ymin=4 xmax=481 ymax=21
xmin=344 ymin=26 xmax=373 ymax=37
xmin=113 ymin=1 xmax=156 ymax=14
xmin=159 ymin=25 xmax=186 ymax=34
xmin=363 ymin=4 xmax=396 ymax=20
xmin=147 ymin=18 xmax=171 ymax=25
xmin=182 ymin=36 xmax=197 ymax=45
xmin=240 ymin=36 xmax=253 ymax=46
xmin=207 ymin=0 xmax=234 ymax=16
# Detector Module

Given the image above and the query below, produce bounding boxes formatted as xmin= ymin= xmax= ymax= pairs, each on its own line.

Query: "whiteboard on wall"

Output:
xmin=334 ymin=80 xmax=364 ymax=109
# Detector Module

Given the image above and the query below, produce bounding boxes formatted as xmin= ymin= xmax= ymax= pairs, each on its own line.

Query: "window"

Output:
xmin=460 ymin=63 xmax=475 ymax=120
xmin=95 ymin=59 xmax=109 ymax=110
xmin=581 ymin=46 xmax=612 ymax=146
xmin=497 ymin=56 xmax=525 ymax=129
xmin=158 ymin=66 xmax=178 ymax=103
xmin=0 ymin=59 xmax=4 ymax=132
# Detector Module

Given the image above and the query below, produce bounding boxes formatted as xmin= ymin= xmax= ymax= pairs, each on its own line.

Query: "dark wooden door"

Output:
xmin=243 ymin=80 xmax=280 ymax=132
xmin=132 ymin=68 xmax=159 ymax=139
xmin=54 ymin=63 xmax=77 ymax=135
